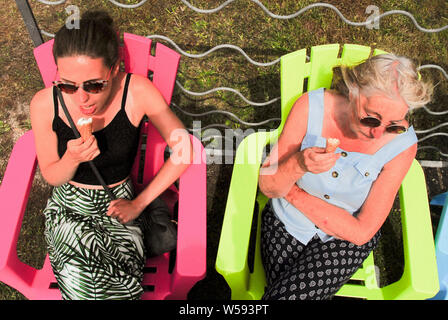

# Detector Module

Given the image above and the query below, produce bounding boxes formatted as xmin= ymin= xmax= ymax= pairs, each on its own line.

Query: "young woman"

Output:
xmin=30 ymin=10 xmax=192 ymax=300
xmin=258 ymin=53 xmax=433 ymax=300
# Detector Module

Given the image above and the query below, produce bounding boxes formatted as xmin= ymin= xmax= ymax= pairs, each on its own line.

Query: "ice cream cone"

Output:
xmin=326 ymin=138 xmax=340 ymax=153
xmin=77 ymin=117 xmax=92 ymax=142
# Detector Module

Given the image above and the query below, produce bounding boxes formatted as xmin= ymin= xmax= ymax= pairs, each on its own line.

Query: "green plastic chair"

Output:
xmin=215 ymin=44 xmax=439 ymax=300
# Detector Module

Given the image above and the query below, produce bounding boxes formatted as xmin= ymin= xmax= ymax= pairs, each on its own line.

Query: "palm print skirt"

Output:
xmin=43 ymin=179 xmax=146 ymax=300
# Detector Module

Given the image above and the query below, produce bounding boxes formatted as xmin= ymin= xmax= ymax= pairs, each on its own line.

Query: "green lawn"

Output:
xmin=0 ymin=0 xmax=447 ymax=300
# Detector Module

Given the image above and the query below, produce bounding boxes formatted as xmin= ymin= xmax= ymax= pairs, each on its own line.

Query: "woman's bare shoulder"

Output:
xmin=30 ymin=86 xmax=55 ymax=125
xmin=127 ymin=73 xmax=154 ymax=91
xmin=30 ymin=86 xmax=53 ymax=110
xmin=127 ymin=73 xmax=169 ymax=110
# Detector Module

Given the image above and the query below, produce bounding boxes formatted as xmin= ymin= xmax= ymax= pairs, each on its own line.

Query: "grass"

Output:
xmin=0 ymin=0 xmax=447 ymax=300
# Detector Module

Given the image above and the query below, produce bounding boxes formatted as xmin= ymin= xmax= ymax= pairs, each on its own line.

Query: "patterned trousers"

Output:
xmin=43 ymin=179 xmax=145 ymax=300
xmin=261 ymin=200 xmax=380 ymax=300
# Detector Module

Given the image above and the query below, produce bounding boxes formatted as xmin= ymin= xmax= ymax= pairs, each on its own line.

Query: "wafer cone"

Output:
xmin=77 ymin=117 xmax=92 ymax=142
xmin=325 ymin=138 xmax=340 ymax=153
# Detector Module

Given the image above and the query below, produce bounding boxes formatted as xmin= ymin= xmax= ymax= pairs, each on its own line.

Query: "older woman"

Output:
xmin=258 ymin=53 xmax=432 ymax=300
xmin=30 ymin=10 xmax=192 ymax=299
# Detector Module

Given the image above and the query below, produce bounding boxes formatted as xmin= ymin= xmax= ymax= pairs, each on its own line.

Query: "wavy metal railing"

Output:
xmin=180 ymin=0 xmax=448 ymax=33
xmin=34 ymin=0 xmax=448 ymax=165
xmin=43 ymin=0 xmax=444 ymax=33
xmin=36 ymin=0 xmax=448 ymax=35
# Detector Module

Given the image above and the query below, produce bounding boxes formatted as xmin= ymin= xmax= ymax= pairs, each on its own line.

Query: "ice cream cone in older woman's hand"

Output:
xmin=325 ymin=138 xmax=340 ymax=153
xmin=77 ymin=117 xmax=92 ymax=142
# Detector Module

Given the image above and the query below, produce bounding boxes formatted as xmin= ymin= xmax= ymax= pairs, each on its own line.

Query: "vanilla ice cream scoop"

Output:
xmin=325 ymin=138 xmax=340 ymax=153
xmin=77 ymin=117 xmax=93 ymax=141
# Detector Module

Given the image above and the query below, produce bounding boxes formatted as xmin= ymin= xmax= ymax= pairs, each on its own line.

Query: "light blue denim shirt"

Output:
xmin=271 ymin=88 xmax=418 ymax=245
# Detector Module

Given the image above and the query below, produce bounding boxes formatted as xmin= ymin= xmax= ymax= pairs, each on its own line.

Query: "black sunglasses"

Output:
xmin=359 ymin=116 xmax=408 ymax=134
xmin=53 ymin=80 xmax=109 ymax=94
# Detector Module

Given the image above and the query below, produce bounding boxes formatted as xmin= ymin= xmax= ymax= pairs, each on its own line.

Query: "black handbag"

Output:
xmin=137 ymin=197 xmax=177 ymax=257
xmin=55 ymin=87 xmax=177 ymax=257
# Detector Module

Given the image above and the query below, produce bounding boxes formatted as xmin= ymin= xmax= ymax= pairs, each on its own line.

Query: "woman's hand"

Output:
xmin=65 ymin=135 xmax=100 ymax=164
xmin=107 ymin=198 xmax=145 ymax=224
xmin=297 ymin=147 xmax=341 ymax=174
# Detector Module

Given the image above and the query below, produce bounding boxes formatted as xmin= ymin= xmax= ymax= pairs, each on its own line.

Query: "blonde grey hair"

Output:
xmin=337 ymin=53 xmax=433 ymax=110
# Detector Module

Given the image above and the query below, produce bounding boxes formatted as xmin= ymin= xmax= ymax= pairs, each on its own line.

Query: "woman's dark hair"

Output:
xmin=53 ymin=10 xmax=119 ymax=68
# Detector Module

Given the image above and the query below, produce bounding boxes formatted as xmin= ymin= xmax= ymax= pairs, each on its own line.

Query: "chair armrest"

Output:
xmin=215 ymin=131 xmax=273 ymax=299
xmin=0 ymin=131 xmax=40 ymax=291
xmin=382 ymin=159 xmax=439 ymax=299
xmin=171 ymin=135 xmax=207 ymax=294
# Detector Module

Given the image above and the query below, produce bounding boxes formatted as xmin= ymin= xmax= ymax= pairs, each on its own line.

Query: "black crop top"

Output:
xmin=52 ymin=73 xmax=141 ymax=185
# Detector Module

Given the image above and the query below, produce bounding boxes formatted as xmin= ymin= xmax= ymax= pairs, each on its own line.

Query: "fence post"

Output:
xmin=15 ymin=0 xmax=43 ymax=47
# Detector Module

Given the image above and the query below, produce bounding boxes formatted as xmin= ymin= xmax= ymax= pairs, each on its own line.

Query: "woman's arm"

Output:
xmin=131 ymin=107 xmax=193 ymax=211
xmin=107 ymin=75 xmax=193 ymax=223
xmin=259 ymin=93 xmax=340 ymax=198
xmin=284 ymin=144 xmax=417 ymax=245
xmin=30 ymin=88 xmax=100 ymax=186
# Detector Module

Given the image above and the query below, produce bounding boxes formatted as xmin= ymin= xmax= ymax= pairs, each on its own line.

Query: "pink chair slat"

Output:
xmin=141 ymin=43 xmax=180 ymax=188
xmin=33 ymin=39 xmax=57 ymax=88
xmin=150 ymin=42 xmax=180 ymax=105
xmin=123 ymin=32 xmax=152 ymax=77
xmin=0 ymin=32 xmax=206 ymax=300
xmin=141 ymin=254 xmax=171 ymax=300
xmin=123 ymin=32 xmax=180 ymax=105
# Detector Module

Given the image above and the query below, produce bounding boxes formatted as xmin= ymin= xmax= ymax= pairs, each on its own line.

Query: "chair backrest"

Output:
xmin=279 ymin=44 xmax=387 ymax=130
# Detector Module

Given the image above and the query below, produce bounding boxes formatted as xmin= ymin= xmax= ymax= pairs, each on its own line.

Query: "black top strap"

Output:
xmin=121 ymin=73 xmax=132 ymax=110
xmin=53 ymin=86 xmax=59 ymax=118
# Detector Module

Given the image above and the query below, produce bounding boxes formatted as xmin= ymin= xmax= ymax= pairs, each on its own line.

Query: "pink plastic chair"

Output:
xmin=0 ymin=33 xmax=207 ymax=300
